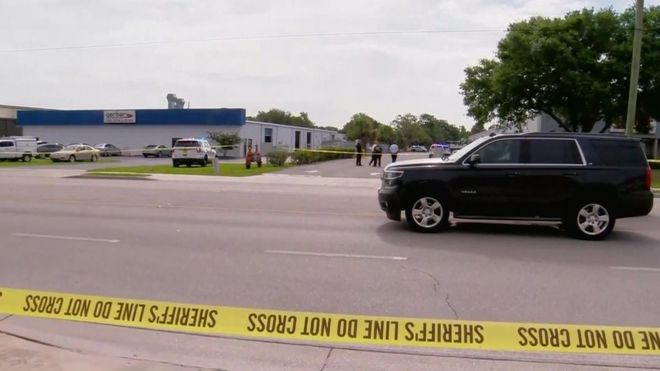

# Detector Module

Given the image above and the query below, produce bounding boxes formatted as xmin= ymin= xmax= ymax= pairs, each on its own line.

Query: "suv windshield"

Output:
xmin=446 ymin=135 xmax=491 ymax=162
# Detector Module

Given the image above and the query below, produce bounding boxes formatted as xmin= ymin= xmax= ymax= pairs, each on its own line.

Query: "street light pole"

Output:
xmin=625 ymin=0 xmax=645 ymax=137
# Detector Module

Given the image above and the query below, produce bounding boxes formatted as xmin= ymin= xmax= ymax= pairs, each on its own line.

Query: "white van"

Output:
xmin=0 ymin=136 xmax=39 ymax=162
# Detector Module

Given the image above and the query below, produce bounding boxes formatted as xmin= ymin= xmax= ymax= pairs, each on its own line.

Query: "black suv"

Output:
xmin=378 ymin=133 xmax=653 ymax=240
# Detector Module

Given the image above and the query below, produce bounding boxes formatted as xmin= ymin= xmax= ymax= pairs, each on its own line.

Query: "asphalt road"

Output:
xmin=0 ymin=169 xmax=658 ymax=370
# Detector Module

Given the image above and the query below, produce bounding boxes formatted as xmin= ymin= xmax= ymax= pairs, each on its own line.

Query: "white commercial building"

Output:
xmin=17 ymin=108 xmax=342 ymax=157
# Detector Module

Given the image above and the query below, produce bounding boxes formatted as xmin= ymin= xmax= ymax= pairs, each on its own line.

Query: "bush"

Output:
xmin=291 ymin=147 xmax=354 ymax=165
xmin=268 ymin=149 xmax=289 ymax=167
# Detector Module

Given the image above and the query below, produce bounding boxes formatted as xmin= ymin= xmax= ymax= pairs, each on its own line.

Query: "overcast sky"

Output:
xmin=0 ymin=0 xmax=656 ymax=129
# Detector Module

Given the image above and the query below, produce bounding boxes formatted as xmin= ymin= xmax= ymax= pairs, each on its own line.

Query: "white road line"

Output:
xmin=304 ymin=170 xmax=319 ymax=173
xmin=370 ymin=172 xmax=381 ymax=176
xmin=13 ymin=233 xmax=120 ymax=244
xmin=609 ymin=266 xmax=660 ymax=273
xmin=264 ymin=249 xmax=407 ymax=261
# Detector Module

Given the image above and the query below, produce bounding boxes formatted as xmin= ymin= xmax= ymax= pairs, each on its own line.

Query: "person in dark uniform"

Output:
xmin=355 ymin=140 xmax=362 ymax=166
xmin=373 ymin=143 xmax=383 ymax=167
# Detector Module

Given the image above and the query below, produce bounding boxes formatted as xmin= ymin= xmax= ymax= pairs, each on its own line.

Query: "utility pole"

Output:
xmin=625 ymin=0 xmax=644 ymax=137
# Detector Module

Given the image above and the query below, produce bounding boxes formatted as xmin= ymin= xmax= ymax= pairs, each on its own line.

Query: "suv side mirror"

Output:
xmin=466 ymin=153 xmax=480 ymax=165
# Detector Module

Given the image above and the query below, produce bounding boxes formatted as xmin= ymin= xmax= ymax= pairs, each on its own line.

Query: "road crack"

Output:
xmin=319 ymin=348 xmax=333 ymax=371
xmin=444 ymin=294 xmax=458 ymax=320
xmin=401 ymin=265 xmax=459 ymax=319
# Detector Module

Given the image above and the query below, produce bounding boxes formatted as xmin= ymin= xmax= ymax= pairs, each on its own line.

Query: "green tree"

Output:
xmin=207 ymin=131 xmax=241 ymax=157
xmin=377 ymin=125 xmax=397 ymax=144
xmin=318 ymin=125 xmax=340 ymax=131
xmin=418 ymin=114 xmax=464 ymax=142
xmin=392 ymin=114 xmax=431 ymax=148
xmin=610 ymin=6 xmax=660 ymax=134
xmin=342 ymin=113 xmax=381 ymax=145
xmin=469 ymin=122 xmax=486 ymax=135
xmin=251 ymin=108 xmax=316 ymax=128
xmin=460 ymin=7 xmax=660 ymax=133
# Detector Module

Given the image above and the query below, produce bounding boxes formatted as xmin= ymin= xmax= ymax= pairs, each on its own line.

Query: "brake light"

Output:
xmin=646 ymin=166 xmax=652 ymax=190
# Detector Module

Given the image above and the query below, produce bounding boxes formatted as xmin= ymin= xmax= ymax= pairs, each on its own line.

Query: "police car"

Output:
xmin=172 ymin=138 xmax=216 ymax=167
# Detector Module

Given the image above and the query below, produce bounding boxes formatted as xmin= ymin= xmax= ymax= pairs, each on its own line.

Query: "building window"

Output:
xmin=306 ymin=132 xmax=312 ymax=148
xmin=264 ymin=128 xmax=273 ymax=143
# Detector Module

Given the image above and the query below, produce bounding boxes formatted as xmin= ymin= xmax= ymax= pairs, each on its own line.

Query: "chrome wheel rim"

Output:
xmin=411 ymin=197 xmax=443 ymax=228
xmin=577 ymin=203 xmax=610 ymax=236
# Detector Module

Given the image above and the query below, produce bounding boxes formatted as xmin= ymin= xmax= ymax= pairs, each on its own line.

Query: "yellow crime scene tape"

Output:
xmin=1 ymin=287 xmax=659 ymax=356
xmin=115 ymin=145 xmax=427 ymax=156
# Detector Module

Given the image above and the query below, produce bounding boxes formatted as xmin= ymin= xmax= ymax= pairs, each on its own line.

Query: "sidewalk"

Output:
xmin=0 ymin=332 xmax=200 ymax=371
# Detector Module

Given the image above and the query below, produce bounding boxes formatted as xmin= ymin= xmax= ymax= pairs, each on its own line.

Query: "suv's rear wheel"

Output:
xmin=565 ymin=202 xmax=615 ymax=240
xmin=405 ymin=195 xmax=449 ymax=233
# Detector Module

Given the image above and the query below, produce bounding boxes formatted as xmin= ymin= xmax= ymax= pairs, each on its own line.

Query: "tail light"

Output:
xmin=646 ymin=166 xmax=652 ymax=190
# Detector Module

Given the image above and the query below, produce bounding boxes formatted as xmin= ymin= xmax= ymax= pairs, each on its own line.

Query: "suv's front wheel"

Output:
xmin=565 ymin=202 xmax=615 ymax=240
xmin=405 ymin=195 xmax=449 ymax=233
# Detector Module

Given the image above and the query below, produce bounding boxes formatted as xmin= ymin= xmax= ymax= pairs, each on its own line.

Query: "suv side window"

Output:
xmin=525 ymin=139 xmax=583 ymax=165
xmin=473 ymin=139 xmax=521 ymax=164
xmin=589 ymin=139 xmax=647 ymax=167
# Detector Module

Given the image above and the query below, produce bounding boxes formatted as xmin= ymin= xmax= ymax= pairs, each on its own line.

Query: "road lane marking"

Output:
xmin=304 ymin=170 xmax=319 ymax=173
xmin=370 ymin=172 xmax=381 ymax=176
xmin=13 ymin=233 xmax=119 ymax=244
xmin=264 ymin=249 xmax=407 ymax=260
xmin=609 ymin=266 xmax=660 ymax=272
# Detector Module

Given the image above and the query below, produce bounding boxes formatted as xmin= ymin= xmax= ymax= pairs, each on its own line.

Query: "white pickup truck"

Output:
xmin=0 ymin=136 xmax=39 ymax=162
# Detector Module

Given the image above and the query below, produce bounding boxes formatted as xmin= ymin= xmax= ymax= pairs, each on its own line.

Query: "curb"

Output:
xmin=70 ymin=173 xmax=154 ymax=181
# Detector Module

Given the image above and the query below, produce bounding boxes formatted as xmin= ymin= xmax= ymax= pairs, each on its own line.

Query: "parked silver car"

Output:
xmin=143 ymin=144 xmax=172 ymax=158
xmin=94 ymin=143 xmax=122 ymax=156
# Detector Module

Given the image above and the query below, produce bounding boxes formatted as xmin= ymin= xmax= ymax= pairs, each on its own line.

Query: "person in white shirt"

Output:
xmin=389 ymin=143 xmax=399 ymax=163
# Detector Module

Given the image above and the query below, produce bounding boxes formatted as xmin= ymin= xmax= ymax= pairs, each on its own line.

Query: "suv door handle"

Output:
xmin=506 ymin=172 xmax=521 ymax=177
xmin=563 ymin=172 xmax=578 ymax=176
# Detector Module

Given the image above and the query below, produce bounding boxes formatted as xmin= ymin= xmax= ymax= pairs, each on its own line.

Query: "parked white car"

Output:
xmin=172 ymin=138 xmax=216 ymax=167
xmin=0 ymin=136 xmax=38 ymax=162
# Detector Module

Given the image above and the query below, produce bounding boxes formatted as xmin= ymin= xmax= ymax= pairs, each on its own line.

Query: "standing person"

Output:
xmin=368 ymin=142 xmax=377 ymax=166
xmin=373 ymin=143 xmax=382 ymax=167
xmin=389 ymin=143 xmax=399 ymax=163
xmin=355 ymin=140 xmax=362 ymax=166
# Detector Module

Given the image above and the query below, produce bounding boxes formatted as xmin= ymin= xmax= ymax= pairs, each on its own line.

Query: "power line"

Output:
xmin=0 ymin=29 xmax=505 ymax=54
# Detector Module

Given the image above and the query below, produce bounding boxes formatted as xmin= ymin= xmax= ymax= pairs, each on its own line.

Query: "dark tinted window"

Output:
xmin=174 ymin=140 xmax=200 ymax=148
xmin=39 ymin=145 xmax=61 ymax=150
xmin=590 ymin=139 xmax=647 ymax=167
xmin=474 ymin=139 xmax=521 ymax=164
xmin=0 ymin=141 xmax=14 ymax=147
xmin=264 ymin=128 xmax=273 ymax=143
xmin=525 ymin=139 xmax=582 ymax=164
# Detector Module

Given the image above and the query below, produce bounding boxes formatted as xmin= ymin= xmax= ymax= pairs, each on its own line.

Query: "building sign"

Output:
xmin=104 ymin=110 xmax=136 ymax=124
